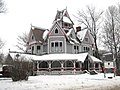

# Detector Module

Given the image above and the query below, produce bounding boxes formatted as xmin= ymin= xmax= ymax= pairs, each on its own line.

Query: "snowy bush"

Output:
xmin=11 ymin=67 xmax=28 ymax=81
xmin=10 ymin=56 xmax=33 ymax=81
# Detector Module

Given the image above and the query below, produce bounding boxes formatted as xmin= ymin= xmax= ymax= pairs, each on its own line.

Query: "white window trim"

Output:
xmin=50 ymin=41 xmax=63 ymax=53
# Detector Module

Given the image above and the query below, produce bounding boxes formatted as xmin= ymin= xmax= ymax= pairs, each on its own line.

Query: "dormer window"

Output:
xmin=55 ymin=29 xmax=58 ymax=34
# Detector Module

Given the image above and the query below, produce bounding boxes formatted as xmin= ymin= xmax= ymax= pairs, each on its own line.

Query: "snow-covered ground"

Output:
xmin=0 ymin=73 xmax=120 ymax=90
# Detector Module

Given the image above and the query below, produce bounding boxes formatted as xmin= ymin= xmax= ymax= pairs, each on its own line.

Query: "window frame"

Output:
xmin=55 ymin=29 xmax=59 ymax=34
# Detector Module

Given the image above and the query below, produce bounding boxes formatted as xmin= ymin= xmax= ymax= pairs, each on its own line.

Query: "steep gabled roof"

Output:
xmin=31 ymin=26 xmax=47 ymax=43
xmin=77 ymin=29 xmax=88 ymax=42
xmin=54 ymin=8 xmax=74 ymax=24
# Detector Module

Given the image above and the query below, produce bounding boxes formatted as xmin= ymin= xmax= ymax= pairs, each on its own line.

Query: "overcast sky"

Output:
xmin=0 ymin=0 xmax=119 ymax=53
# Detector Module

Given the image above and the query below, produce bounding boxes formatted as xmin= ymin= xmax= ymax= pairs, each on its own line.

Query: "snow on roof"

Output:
xmin=77 ymin=29 xmax=88 ymax=41
xmin=43 ymin=29 xmax=49 ymax=40
xmin=32 ymin=25 xmax=47 ymax=30
xmin=103 ymin=53 xmax=112 ymax=56
xmin=9 ymin=52 xmax=102 ymax=63
xmin=63 ymin=16 xmax=72 ymax=24
xmin=33 ymin=53 xmax=88 ymax=62
xmin=89 ymin=55 xmax=102 ymax=62
xmin=9 ymin=53 xmax=33 ymax=62
xmin=69 ymin=41 xmax=75 ymax=45
xmin=66 ymin=28 xmax=73 ymax=36
xmin=70 ymin=38 xmax=79 ymax=44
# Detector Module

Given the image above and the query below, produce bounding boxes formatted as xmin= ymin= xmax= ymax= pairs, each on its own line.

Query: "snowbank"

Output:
xmin=0 ymin=73 xmax=120 ymax=90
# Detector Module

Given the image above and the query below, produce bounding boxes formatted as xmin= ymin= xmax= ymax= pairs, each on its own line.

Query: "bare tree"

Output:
xmin=102 ymin=5 xmax=120 ymax=69
xmin=0 ymin=0 xmax=6 ymax=64
xmin=16 ymin=32 xmax=29 ymax=52
xmin=75 ymin=5 xmax=103 ymax=58
xmin=0 ymin=38 xmax=5 ymax=49
xmin=0 ymin=0 xmax=6 ymax=13
xmin=0 ymin=0 xmax=6 ymax=50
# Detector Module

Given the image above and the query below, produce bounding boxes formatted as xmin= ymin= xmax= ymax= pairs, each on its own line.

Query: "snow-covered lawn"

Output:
xmin=0 ymin=73 xmax=120 ymax=90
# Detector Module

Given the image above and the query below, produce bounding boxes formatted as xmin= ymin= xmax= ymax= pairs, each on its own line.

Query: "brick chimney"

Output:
xmin=76 ymin=26 xmax=81 ymax=32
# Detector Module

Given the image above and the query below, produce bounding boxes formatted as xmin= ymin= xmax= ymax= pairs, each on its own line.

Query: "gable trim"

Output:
xmin=48 ymin=21 xmax=66 ymax=36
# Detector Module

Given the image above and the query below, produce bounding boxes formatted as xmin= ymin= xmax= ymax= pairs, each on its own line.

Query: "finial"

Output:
xmin=66 ymin=6 xmax=67 ymax=10
xmin=8 ymin=48 xmax=10 ymax=53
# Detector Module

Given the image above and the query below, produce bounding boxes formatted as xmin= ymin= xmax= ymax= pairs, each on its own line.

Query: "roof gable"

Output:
xmin=48 ymin=21 xmax=66 ymax=36
xmin=54 ymin=8 xmax=74 ymax=24
xmin=28 ymin=26 xmax=47 ymax=44
xmin=77 ymin=29 xmax=94 ymax=44
xmin=77 ymin=29 xmax=88 ymax=42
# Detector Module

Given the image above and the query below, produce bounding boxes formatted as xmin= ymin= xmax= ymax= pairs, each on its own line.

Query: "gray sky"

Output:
xmin=0 ymin=0 xmax=119 ymax=53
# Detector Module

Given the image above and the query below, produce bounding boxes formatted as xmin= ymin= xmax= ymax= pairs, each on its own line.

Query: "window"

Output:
xmin=95 ymin=63 xmax=99 ymax=68
xmin=85 ymin=38 xmax=88 ymax=42
xmin=77 ymin=46 xmax=79 ymax=50
xmin=37 ymin=46 xmax=41 ymax=53
xmin=37 ymin=46 xmax=40 ymax=50
xmin=74 ymin=45 xmax=79 ymax=54
xmin=74 ymin=46 xmax=76 ymax=49
xmin=55 ymin=29 xmax=58 ymax=34
xmin=60 ymin=42 xmax=62 ymax=47
xmin=55 ymin=42 xmax=58 ymax=47
xmin=32 ymin=46 xmax=34 ymax=54
xmin=51 ymin=41 xmax=63 ymax=52
xmin=32 ymin=35 xmax=34 ymax=40
xmin=51 ymin=42 xmax=54 ymax=47
xmin=84 ymin=47 xmax=90 ymax=52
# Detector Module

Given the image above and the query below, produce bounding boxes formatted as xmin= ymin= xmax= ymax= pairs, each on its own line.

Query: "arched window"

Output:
xmin=51 ymin=61 xmax=61 ymax=68
xmin=63 ymin=61 xmax=74 ymax=67
xmin=55 ymin=29 xmax=58 ymax=34
xmin=39 ymin=61 xmax=49 ymax=68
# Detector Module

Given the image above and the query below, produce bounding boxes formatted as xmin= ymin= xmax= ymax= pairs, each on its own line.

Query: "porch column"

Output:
xmin=98 ymin=63 xmax=101 ymax=71
xmin=73 ymin=61 xmax=76 ymax=71
xmin=94 ymin=63 xmax=95 ymax=70
xmin=61 ymin=61 xmax=64 ymax=71
xmin=37 ymin=61 xmax=39 ymax=71
xmin=80 ymin=62 xmax=82 ymax=71
xmin=48 ymin=61 xmax=51 ymax=72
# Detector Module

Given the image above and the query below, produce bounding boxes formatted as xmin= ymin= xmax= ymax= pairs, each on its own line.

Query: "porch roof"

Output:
xmin=32 ymin=53 xmax=88 ymax=62
xmin=9 ymin=52 xmax=102 ymax=63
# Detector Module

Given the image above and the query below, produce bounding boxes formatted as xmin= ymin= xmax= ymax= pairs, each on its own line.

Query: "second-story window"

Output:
xmin=51 ymin=42 xmax=54 ymax=47
xmin=51 ymin=41 xmax=63 ymax=52
xmin=60 ymin=42 xmax=62 ymax=47
xmin=84 ymin=47 xmax=90 ymax=52
xmin=37 ymin=46 xmax=41 ymax=53
xmin=32 ymin=46 xmax=34 ymax=54
xmin=74 ymin=45 xmax=79 ymax=54
xmin=55 ymin=42 xmax=58 ymax=47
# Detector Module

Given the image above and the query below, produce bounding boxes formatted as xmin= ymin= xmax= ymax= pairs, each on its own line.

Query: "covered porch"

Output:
xmin=32 ymin=53 xmax=102 ymax=75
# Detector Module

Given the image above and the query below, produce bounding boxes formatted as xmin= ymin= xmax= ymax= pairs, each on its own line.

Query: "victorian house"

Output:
xmin=9 ymin=8 xmax=102 ymax=75
xmin=26 ymin=9 xmax=94 ymax=55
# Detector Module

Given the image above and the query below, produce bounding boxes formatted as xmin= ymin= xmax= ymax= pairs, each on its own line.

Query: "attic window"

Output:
xmin=55 ymin=29 xmax=58 ymax=34
xmin=85 ymin=38 xmax=88 ymax=42
xmin=32 ymin=35 xmax=34 ymax=40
